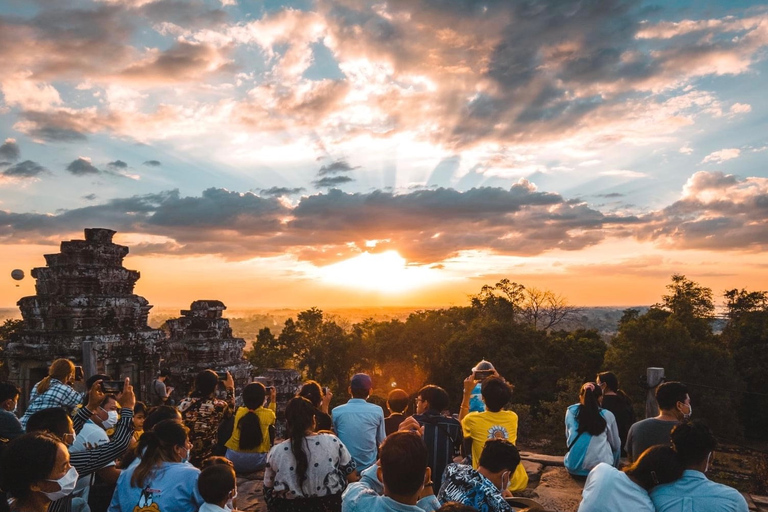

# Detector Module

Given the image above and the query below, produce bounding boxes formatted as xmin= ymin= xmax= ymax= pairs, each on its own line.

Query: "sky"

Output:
xmin=1 ymin=0 xmax=767 ymax=311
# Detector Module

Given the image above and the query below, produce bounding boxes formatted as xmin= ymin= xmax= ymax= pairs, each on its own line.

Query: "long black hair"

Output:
xmin=285 ymin=397 xmax=316 ymax=490
xmin=576 ymin=382 xmax=607 ymax=436
xmin=237 ymin=383 xmax=266 ymax=451
xmin=0 ymin=432 xmax=62 ymax=506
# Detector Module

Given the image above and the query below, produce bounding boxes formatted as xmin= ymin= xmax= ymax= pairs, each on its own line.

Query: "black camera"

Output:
xmin=74 ymin=366 xmax=84 ymax=381
xmin=101 ymin=381 xmax=124 ymax=394
xmin=216 ymin=371 xmax=228 ymax=381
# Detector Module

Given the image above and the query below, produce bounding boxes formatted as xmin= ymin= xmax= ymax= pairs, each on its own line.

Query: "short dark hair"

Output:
xmin=0 ymin=382 xmax=20 ymax=403
xmin=198 ymin=464 xmax=236 ymax=504
xmin=655 ymin=382 xmax=689 ymax=410
xmin=387 ymin=389 xmax=410 ymax=414
xmin=481 ymin=377 xmax=512 ymax=412
xmin=624 ymin=445 xmax=684 ymax=491
xmin=671 ymin=421 xmax=717 ymax=467
xmin=134 ymin=401 xmax=147 ymax=417
xmin=193 ymin=370 xmax=219 ymax=398
xmin=418 ymin=385 xmax=449 ymax=412
xmin=351 ymin=387 xmax=369 ymax=399
xmin=380 ymin=431 xmax=428 ymax=496
xmin=26 ymin=407 xmax=71 ymax=438
xmin=478 ymin=438 xmax=520 ymax=473
xmin=0 ymin=432 xmax=62 ymax=503
xmin=596 ymin=371 xmax=619 ymax=392
xmin=159 ymin=368 xmax=172 ymax=377
xmin=144 ymin=405 xmax=182 ymax=432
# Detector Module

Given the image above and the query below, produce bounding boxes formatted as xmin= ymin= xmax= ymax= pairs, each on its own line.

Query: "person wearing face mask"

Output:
xmin=625 ymin=382 xmax=692 ymax=463
xmin=197 ymin=463 xmax=237 ymax=512
xmin=651 ymin=422 xmax=748 ymax=512
xmin=437 ymin=438 xmax=521 ymax=512
xmin=108 ymin=420 xmax=203 ymax=512
xmin=0 ymin=382 xmax=23 ymax=441
xmin=0 ymin=431 xmax=79 ymax=512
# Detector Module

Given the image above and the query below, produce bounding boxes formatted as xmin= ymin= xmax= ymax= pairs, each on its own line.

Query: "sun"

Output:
xmin=317 ymin=251 xmax=441 ymax=293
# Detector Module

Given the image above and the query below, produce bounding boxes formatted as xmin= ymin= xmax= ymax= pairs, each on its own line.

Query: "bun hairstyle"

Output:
xmin=298 ymin=381 xmax=323 ymax=408
xmin=284 ymin=397 xmax=316 ymax=490
xmin=0 ymin=432 xmax=62 ymax=504
xmin=577 ymin=382 xmax=607 ymax=436
xmin=132 ymin=420 xmax=189 ymax=488
xmin=237 ymin=383 xmax=266 ymax=450
xmin=37 ymin=359 xmax=75 ymax=395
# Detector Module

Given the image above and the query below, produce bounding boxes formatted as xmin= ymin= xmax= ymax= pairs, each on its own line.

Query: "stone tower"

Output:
xmin=6 ymin=228 xmax=165 ymax=408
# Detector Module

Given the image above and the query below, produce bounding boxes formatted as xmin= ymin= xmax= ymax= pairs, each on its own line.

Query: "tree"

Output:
xmin=470 ymin=280 xmax=577 ymax=330
xmin=245 ymin=327 xmax=292 ymax=373
xmin=660 ymin=274 xmax=714 ymax=319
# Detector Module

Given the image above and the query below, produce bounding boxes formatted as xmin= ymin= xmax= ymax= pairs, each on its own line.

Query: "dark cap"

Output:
xmin=350 ymin=373 xmax=372 ymax=391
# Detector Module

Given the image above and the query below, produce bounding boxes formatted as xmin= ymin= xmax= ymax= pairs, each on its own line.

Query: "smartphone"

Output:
xmin=101 ymin=381 xmax=124 ymax=394
xmin=474 ymin=370 xmax=494 ymax=380
xmin=216 ymin=371 xmax=228 ymax=381
xmin=322 ymin=386 xmax=329 ymax=395
xmin=74 ymin=366 xmax=84 ymax=381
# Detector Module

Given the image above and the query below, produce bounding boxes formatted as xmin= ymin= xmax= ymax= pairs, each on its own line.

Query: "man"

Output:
xmin=385 ymin=388 xmax=410 ymax=436
xmin=461 ymin=376 xmax=527 ymax=491
xmin=625 ymin=381 xmax=691 ymax=462
xmin=651 ymin=422 xmax=748 ymax=512
xmin=149 ymin=368 xmax=173 ymax=406
xmin=438 ymin=438 xmax=521 ymax=512
xmin=412 ymin=385 xmax=462 ymax=493
xmin=0 ymin=382 xmax=23 ymax=441
xmin=342 ymin=430 xmax=440 ymax=512
xmin=332 ymin=373 xmax=386 ymax=472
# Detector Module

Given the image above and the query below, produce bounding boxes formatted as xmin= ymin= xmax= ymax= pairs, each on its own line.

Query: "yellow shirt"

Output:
xmin=461 ymin=410 xmax=528 ymax=491
xmin=225 ymin=404 xmax=276 ymax=453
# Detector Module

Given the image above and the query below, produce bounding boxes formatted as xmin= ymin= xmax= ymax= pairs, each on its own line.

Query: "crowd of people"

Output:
xmin=0 ymin=358 xmax=750 ymax=512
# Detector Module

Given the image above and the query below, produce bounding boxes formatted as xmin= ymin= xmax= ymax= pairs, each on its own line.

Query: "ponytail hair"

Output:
xmin=285 ymin=397 xmax=315 ymax=490
xmin=132 ymin=420 xmax=188 ymax=488
xmin=577 ymin=382 xmax=607 ymax=436
xmin=237 ymin=383 xmax=266 ymax=451
xmin=37 ymin=359 xmax=75 ymax=395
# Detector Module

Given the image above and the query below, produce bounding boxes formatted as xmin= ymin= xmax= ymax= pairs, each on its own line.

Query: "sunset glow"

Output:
xmin=317 ymin=251 xmax=442 ymax=293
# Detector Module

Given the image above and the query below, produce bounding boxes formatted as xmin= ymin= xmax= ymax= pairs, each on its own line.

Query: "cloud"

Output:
xmin=317 ymin=160 xmax=358 ymax=176
xmin=701 ymin=148 xmax=741 ymax=164
xmin=83 ymin=193 xmax=98 ymax=201
xmin=2 ymin=160 xmax=48 ymax=178
xmin=260 ymin=186 xmax=305 ymax=196
xmin=118 ymin=41 xmax=234 ymax=84
xmin=66 ymin=157 xmax=101 ymax=176
xmin=599 ymin=170 xmax=648 ymax=178
xmin=679 ymin=144 xmax=694 ymax=155
xmin=729 ymin=103 xmax=752 ymax=115
xmin=142 ymin=160 xmax=162 ymax=167
xmin=314 ymin=176 xmax=355 ymax=188
xmin=596 ymin=193 xmax=625 ymax=198
xmin=108 ymin=160 xmax=128 ymax=169
xmin=0 ymin=139 xmax=20 ymax=162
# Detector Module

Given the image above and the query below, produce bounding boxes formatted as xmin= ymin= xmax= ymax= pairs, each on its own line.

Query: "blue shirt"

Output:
xmin=650 ymin=470 xmax=749 ymax=512
xmin=578 ymin=463 xmax=654 ymax=512
xmin=332 ymin=398 xmax=386 ymax=472
xmin=108 ymin=461 xmax=204 ymax=512
xmin=342 ymin=463 xmax=440 ymax=512
xmin=563 ymin=404 xmax=620 ymax=476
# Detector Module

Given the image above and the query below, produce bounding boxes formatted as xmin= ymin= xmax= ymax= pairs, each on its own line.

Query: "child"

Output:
xmin=198 ymin=462 xmax=237 ymax=512
xmin=132 ymin=401 xmax=147 ymax=443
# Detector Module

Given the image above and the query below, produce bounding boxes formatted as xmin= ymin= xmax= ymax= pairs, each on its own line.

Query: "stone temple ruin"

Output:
xmin=5 ymin=228 xmax=253 ymax=407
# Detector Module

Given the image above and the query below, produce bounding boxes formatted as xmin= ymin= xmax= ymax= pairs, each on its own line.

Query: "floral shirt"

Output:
xmin=178 ymin=390 xmax=233 ymax=467
xmin=438 ymin=463 xmax=512 ymax=512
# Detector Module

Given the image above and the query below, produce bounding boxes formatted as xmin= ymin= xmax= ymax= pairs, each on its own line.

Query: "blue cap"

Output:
xmin=350 ymin=373 xmax=372 ymax=391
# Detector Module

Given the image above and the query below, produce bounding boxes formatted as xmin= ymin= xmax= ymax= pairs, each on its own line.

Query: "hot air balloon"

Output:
xmin=11 ymin=269 xmax=24 ymax=281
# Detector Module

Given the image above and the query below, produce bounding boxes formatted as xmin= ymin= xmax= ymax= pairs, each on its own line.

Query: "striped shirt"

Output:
xmin=413 ymin=410 xmax=463 ymax=492
xmin=20 ymin=378 xmax=83 ymax=428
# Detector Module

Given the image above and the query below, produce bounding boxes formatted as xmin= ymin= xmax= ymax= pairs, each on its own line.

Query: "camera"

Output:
xmin=322 ymin=386 xmax=329 ymax=395
xmin=216 ymin=371 xmax=228 ymax=381
xmin=101 ymin=381 xmax=124 ymax=394
xmin=473 ymin=370 xmax=494 ymax=380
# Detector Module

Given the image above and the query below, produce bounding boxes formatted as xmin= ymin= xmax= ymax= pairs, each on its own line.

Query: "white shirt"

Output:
xmin=578 ymin=463 xmax=654 ymax=512
xmin=70 ymin=421 xmax=114 ymax=500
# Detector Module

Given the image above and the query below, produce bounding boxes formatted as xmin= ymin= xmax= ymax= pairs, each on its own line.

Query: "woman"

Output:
xmin=264 ymin=397 xmax=357 ymax=512
xmin=178 ymin=370 xmax=234 ymax=467
xmin=298 ymin=381 xmax=333 ymax=432
xmin=578 ymin=445 xmax=684 ymax=511
xmin=224 ymin=382 xmax=276 ymax=473
xmin=20 ymin=359 xmax=82 ymax=429
xmin=108 ymin=420 xmax=203 ymax=512
xmin=596 ymin=371 xmax=635 ymax=456
xmin=0 ymin=432 xmax=79 ymax=512
xmin=564 ymin=382 xmax=621 ymax=477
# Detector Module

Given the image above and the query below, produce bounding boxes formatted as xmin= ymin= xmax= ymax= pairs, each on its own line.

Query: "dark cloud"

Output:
xmin=108 ymin=160 xmax=128 ymax=169
xmin=260 ymin=187 xmax=306 ymax=196
xmin=597 ymin=192 xmax=625 ymax=198
xmin=314 ymin=176 xmax=355 ymax=188
xmin=66 ymin=158 xmax=100 ymax=176
xmin=119 ymin=41 xmax=233 ymax=82
xmin=0 ymin=140 xmax=21 ymax=162
xmin=82 ymin=193 xmax=97 ymax=201
xmin=317 ymin=159 xmax=358 ymax=175
xmin=3 ymin=160 xmax=49 ymax=178
xmin=139 ymin=1 xmax=228 ymax=29
xmin=143 ymin=160 xmax=162 ymax=167
xmin=17 ymin=111 xmax=90 ymax=143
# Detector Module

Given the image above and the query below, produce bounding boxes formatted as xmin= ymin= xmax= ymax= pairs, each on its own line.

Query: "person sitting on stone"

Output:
xmin=384 ymin=389 xmax=410 ymax=436
xmin=197 ymin=462 xmax=237 ymax=512
xmin=461 ymin=377 xmax=527 ymax=491
xmin=625 ymin=381 xmax=691 ymax=463
xmin=149 ymin=369 xmax=174 ymax=407
xmin=342 ymin=429 xmax=440 ymax=512
xmin=596 ymin=371 xmax=634 ymax=457
xmin=178 ymin=370 xmax=235 ymax=467
xmin=650 ymin=422 xmax=748 ymax=512
xmin=331 ymin=373 xmax=385 ymax=472
xmin=298 ymin=380 xmax=333 ymax=432
xmin=438 ymin=438 xmax=521 ymax=512
xmin=0 ymin=382 xmax=23 ymax=441
xmin=223 ymin=382 xmax=276 ymax=474
xmin=21 ymin=359 xmax=83 ymax=429
xmin=564 ymin=382 xmax=621 ymax=477
xmin=412 ymin=385 xmax=462 ymax=493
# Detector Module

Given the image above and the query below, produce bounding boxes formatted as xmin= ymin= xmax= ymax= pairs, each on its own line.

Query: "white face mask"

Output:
xmin=101 ymin=410 xmax=119 ymax=429
xmin=225 ymin=489 xmax=237 ymax=511
xmin=499 ymin=470 xmax=510 ymax=491
xmin=42 ymin=466 xmax=79 ymax=501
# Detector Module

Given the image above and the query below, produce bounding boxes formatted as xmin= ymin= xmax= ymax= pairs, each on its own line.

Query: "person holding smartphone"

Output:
xmin=178 ymin=370 xmax=234 ymax=467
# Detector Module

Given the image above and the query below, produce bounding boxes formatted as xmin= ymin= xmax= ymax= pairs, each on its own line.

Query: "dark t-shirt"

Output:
xmin=315 ymin=408 xmax=333 ymax=432
xmin=625 ymin=418 xmax=679 ymax=462
xmin=414 ymin=410 xmax=463 ymax=492
xmin=601 ymin=394 xmax=635 ymax=455
xmin=384 ymin=412 xmax=407 ymax=436
xmin=0 ymin=410 xmax=23 ymax=441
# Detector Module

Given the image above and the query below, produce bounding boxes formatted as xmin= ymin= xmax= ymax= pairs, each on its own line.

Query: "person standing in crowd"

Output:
xmin=625 ymin=381 xmax=691 ymax=463
xmin=461 ymin=377 xmax=528 ymax=491
xmin=438 ymin=438 xmax=521 ymax=512
xmin=578 ymin=445 xmax=684 ymax=512
xmin=264 ymin=397 xmax=357 ymax=512
xmin=384 ymin=389 xmax=410 ymax=436
xmin=108 ymin=419 xmax=203 ymax=512
xmin=178 ymin=370 xmax=235 ymax=467
xmin=298 ymin=381 xmax=333 ymax=432
xmin=0 ymin=431 xmax=79 ymax=512
xmin=564 ymin=382 xmax=621 ymax=477
xmin=412 ymin=385 xmax=462 ymax=493
xmin=224 ymin=382 xmax=276 ymax=473
xmin=596 ymin=372 xmax=634 ymax=457
xmin=342 ymin=430 xmax=440 ymax=512
xmin=20 ymin=359 xmax=82 ymax=429
xmin=651 ymin=422 xmax=749 ymax=512
xmin=149 ymin=369 xmax=174 ymax=407
xmin=331 ymin=373 xmax=385 ymax=472
xmin=0 ymin=382 xmax=23 ymax=441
